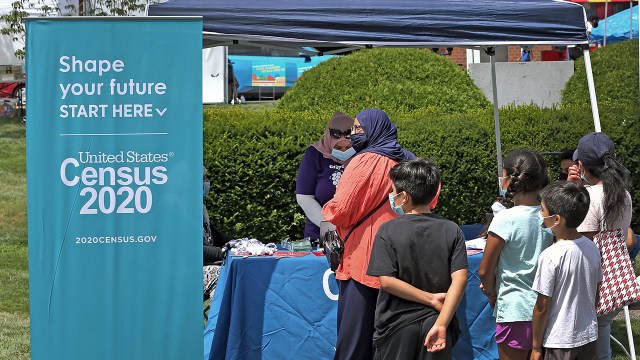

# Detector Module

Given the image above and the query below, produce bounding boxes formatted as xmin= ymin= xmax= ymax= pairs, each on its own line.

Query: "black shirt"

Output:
xmin=367 ymin=213 xmax=468 ymax=345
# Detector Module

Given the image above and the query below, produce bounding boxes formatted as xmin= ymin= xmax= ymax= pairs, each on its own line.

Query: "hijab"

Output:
xmin=354 ymin=109 xmax=416 ymax=161
xmin=312 ymin=112 xmax=354 ymax=165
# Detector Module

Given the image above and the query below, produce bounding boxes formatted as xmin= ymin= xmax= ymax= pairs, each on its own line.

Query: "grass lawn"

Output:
xmin=1 ymin=115 xmax=638 ymax=359
xmin=0 ymin=117 xmax=29 ymax=359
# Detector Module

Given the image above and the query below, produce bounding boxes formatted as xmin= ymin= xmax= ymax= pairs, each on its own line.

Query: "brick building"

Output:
xmin=442 ymin=0 xmax=637 ymax=68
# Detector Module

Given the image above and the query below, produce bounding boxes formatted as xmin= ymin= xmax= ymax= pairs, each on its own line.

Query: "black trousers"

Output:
xmin=334 ymin=278 xmax=379 ymax=360
xmin=374 ymin=316 xmax=456 ymax=360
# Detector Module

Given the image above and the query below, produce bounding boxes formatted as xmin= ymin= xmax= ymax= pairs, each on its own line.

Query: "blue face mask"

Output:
xmin=498 ymin=176 xmax=507 ymax=197
xmin=388 ymin=192 xmax=405 ymax=216
xmin=203 ymin=181 xmax=210 ymax=197
xmin=540 ymin=214 xmax=557 ymax=236
xmin=350 ymin=133 xmax=368 ymax=153
xmin=331 ymin=147 xmax=356 ymax=162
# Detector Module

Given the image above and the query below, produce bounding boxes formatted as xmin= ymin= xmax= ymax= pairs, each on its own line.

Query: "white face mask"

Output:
xmin=579 ymin=165 xmax=590 ymax=185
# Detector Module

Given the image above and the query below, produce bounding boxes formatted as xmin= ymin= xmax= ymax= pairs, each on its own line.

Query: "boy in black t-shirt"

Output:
xmin=367 ymin=158 xmax=468 ymax=360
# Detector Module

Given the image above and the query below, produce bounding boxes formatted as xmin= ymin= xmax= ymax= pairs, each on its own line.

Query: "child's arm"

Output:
xmin=379 ymin=276 xmax=446 ymax=311
xmin=478 ymin=232 xmax=505 ymax=307
xmin=424 ymin=268 xmax=467 ymax=352
xmin=530 ymin=293 xmax=551 ymax=360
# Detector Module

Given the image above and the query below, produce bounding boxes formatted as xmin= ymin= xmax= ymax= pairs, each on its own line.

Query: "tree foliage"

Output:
xmin=277 ymin=48 xmax=490 ymax=116
xmin=562 ymin=40 xmax=639 ymax=107
xmin=203 ymin=103 xmax=640 ymax=243
xmin=1 ymin=0 xmax=152 ymax=59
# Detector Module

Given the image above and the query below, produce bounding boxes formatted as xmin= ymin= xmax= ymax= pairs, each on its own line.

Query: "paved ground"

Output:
xmin=615 ymin=303 xmax=640 ymax=320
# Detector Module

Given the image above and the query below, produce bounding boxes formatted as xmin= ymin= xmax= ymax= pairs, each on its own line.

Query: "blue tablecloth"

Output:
xmin=454 ymin=253 xmax=498 ymax=360
xmin=204 ymin=252 xmax=498 ymax=360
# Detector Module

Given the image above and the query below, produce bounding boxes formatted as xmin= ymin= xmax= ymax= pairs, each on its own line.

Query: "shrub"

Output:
xmin=277 ymin=48 xmax=490 ymax=115
xmin=562 ymin=40 xmax=639 ymax=107
xmin=204 ymin=104 xmax=640 ymax=243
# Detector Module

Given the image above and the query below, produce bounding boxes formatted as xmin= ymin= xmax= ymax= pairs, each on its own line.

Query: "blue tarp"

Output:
xmin=148 ymin=0 xmax=589 ymax=52
xmin=591 ymin=5 xmax=638 ymax=44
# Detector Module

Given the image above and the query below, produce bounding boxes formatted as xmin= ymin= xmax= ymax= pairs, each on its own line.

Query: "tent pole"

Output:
xmin=223 ymin=47 xmax=229 ymax=104
xmin=631 ymin=0 xmax=634 ymax=40
xmin=583 ymin=48 xmax=602 ymax=132
xmin=488 ymin=48 xmax=503 ymax=188
xmin=604 ymin=0 xmax=608 ymax=46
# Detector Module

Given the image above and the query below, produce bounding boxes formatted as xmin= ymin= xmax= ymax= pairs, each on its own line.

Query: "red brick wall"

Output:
xmin=436 ymin=46 xmax=555 ymax=68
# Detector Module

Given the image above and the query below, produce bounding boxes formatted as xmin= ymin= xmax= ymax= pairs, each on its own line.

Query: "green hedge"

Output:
xmin=204 ymin=104 xmax=640 ymax=243
xmin=277 ymin=48 xmax=490 ymax=115
xmin=562 ymin=40 xmax=639 ymax=106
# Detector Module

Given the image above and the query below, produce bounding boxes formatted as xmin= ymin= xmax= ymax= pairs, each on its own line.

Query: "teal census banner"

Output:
xmin=25 ymin=18 xmax=202 ymax=359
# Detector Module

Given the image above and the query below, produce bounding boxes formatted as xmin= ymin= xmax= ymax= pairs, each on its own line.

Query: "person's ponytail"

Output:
xmin=588 ymin=154 xmax=630 ymax=228
xmin=503 ymin=150 xmax=549 ymax=199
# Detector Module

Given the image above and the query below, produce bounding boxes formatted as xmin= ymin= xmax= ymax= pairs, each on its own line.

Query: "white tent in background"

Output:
xmin=0 ymin=0 xmax=79 ymax=64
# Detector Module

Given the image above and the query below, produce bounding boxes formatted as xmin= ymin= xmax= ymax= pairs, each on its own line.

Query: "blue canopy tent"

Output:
xmin=591 ymin=5 xmax=638 ymax=43
xmin=148 ymin=0 xmax=601 ymax=182
xmin=148 ymin=0 xmax=588 ymax=47
xmin=148 ymin=0 xmax=603 ymax=187
xmin=147 ymin=2 xmax=638 ymax=359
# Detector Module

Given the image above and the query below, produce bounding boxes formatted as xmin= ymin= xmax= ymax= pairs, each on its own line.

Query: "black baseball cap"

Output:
xmin=572 ymin=132 xmax=615 ymax=166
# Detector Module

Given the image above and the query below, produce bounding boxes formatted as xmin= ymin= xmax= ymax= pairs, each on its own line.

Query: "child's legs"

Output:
xmin=374 ymin=321 xmax=421 ymax=360
xmin=374 ymin=316 xmax=453 ymax=360
xmin=498 ymin=343 xmax=530 ymax=360
xmin=496 ymin=321 xmax=533 ymax=360
xmin=596 ymin=312 xmax=618 ymax=360
xmin=543 ymin=340 xmax=597 ymax=360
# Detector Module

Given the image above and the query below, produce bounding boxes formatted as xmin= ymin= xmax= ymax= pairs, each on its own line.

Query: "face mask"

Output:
xmin=388 ymin=192 xmax=405 ymax=216
xmin=203 ymin=181 xmax=210 ymax=197
xmin=331 ymin=147 xmax=356 ymax=162
xmin=579 ymin=165 xmax=590 ymax=185
xmin=559 ymin=172 xmax=568 ymax=181
xmin=540 ymin=214 xmax=557 ymax=235
xmin=498 ymin=176 xmax=507 ymax=197
xmin=350 ymin=133 xmax=368 ymax=153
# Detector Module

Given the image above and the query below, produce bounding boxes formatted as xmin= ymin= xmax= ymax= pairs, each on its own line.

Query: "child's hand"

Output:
xmin=430 ymin=293 xmax=446 ymax=312
xmin=424 ymin=324 xmax=447 ymax=352
xmin=530 ymin=348 xmax=542 ymax=360
xmin=479 ymin=284 xmax=497 ymax=307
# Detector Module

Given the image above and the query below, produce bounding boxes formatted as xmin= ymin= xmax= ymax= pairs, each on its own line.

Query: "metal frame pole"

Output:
xmin=604 ymin=0 xmax=609 ymax=46
xmin=487 ymin=47 xmax=503 ymax=189
xmin=583 ymin=48 xmax=602 ymax=132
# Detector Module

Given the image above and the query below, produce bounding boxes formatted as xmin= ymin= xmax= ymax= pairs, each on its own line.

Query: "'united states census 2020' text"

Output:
xmin=60 ymin=157 xmax=169 ymax=215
